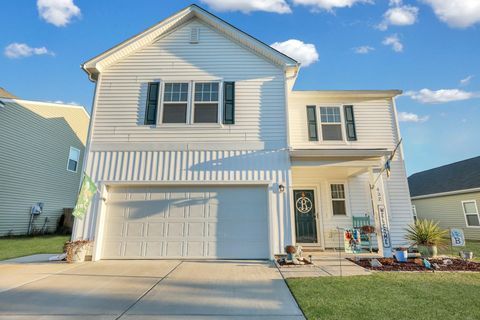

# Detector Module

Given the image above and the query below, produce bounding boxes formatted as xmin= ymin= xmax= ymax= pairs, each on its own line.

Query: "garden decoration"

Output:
xmin=344 ymin=228 xmax=361 ymax=253
xmin=405 ymin=219 xmax=447 ymax=258
xmin=394 ymin=247 xmax=408 ymax=262
xmin=64 ymin=240 xmax=92 ymax=263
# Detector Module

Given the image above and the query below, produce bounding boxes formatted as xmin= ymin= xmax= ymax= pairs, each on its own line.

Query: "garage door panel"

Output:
xmin=102 ymin=186 xmax=269 ymax=259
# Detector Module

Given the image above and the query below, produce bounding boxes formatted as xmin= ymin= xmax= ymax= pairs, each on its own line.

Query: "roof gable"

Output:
xmin=408 ymin=156 xmax=480 ymax=197
xmin=82 ymin=4 xmax=298 ymax=80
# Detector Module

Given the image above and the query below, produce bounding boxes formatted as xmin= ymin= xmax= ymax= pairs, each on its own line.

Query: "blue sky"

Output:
xmin=1 ymin=0 xmax=479 ymax=175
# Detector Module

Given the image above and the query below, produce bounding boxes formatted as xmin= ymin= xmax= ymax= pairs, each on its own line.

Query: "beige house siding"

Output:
xmin=412 ymin=192 xmax=480 ymax=241
xmin=0 ymin=99 xmax=89 ymax=236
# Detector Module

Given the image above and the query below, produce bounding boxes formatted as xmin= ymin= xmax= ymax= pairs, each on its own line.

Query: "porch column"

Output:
xmin=369 ymin=169 xmax=393 ymax=258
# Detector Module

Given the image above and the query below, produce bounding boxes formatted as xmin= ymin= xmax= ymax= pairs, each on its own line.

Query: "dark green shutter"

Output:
xmin=306 ymin=106 xmax=318 ymax=141
xmin=145 ymin=82 xmax=159 ymax=125
xmin=223 ymin=82 xmax=235 ymax=124
xmin=344 ymin=105 xmax=357 ymax=141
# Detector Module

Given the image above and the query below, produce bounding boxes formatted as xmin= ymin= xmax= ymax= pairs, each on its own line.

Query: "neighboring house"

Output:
xmin=409 ymin=156 xmax=480 ymax=241
xmin=73 ymin=4 xmax=413 ymax=260
xmin=0 ymin=88 xmax=90 ymax=236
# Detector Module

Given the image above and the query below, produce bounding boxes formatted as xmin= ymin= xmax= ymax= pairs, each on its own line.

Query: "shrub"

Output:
xmin=405 ymin=219 xmax=447 ymax=247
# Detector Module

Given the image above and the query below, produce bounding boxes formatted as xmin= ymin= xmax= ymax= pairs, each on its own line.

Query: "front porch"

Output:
xmin=289 ymin=149 xmax=391 ymax=254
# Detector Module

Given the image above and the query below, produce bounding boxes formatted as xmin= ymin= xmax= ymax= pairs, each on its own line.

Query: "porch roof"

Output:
xmin=289 ymin=148 xmax=390 ymax=159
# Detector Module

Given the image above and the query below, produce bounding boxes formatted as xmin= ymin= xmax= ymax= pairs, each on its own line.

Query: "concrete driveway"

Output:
xmin=0 ymin=260 xmax=304 ymax=319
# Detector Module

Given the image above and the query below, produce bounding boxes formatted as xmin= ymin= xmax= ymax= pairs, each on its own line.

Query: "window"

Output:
xmin=330 ymin=184 xmax=347 ymax=215
xmin=320 ymin=107 xmax=343 ymax=141
xmin=412 ymin=205 xmax=417 ymax=222
xmin=67 ymin=147 xmax=80 ymax=172
xmin=144 ymin=82 xmax=159 ymax=125
xmin=194 ymin=82 xmax=219 ymax=123
xmin=306 ymin=106 xmax=318 ymax=141
xmin=462 ymin=200 xmax=480 ymax=227
xmin=162 ymin=83 xmax=189 ymax=123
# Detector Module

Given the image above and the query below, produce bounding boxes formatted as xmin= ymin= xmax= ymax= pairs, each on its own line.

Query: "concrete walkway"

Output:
xmin=0 ymin=260 xmax=304 ymax=320
xmin=279 ymin=253 xmax=372 ymax=278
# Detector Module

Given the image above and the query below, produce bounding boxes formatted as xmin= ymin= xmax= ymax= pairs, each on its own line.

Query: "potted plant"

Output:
xmin=64 ymin=240 xmax=92 ymax=263
xmin=405 ymin=219 xmax=447 ymax=258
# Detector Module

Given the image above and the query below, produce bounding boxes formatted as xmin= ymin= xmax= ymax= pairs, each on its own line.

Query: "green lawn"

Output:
xmin=288 ymin=273 xmax=480 ymax=320
xmin=439 ymin=240 xmax=480 ymax=261
xmin=0 ymin=235 xmax=70 ymax=261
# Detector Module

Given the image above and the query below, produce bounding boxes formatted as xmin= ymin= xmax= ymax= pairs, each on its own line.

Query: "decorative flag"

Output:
xmin=72 ymin=174 xmax=98 ymax=220
xmin=385 ymin=160 xmax=391 ymax=178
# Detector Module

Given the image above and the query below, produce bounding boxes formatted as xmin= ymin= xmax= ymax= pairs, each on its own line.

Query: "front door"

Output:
xmin=294 ymin=190 xmax=318 ymax=243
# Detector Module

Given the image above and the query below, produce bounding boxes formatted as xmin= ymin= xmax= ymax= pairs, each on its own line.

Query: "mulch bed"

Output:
xmin=277 ymin=257 xmax=314 ymax=267
xmin=349 ymin=258 xmax=480 ymax=272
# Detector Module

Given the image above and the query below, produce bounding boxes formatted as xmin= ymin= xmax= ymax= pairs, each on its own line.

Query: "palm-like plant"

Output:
xmin=405 ymin=219 xmax=448 ymax=247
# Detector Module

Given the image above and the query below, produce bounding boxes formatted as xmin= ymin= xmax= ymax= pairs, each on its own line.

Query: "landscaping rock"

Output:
xmin=370 ymin=259 xmax=383 ymax=267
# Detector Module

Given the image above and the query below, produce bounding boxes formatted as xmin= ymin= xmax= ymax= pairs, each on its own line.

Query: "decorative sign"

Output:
xmin=344 ymin=228 xmax=361 ymax=253
xmin=450 ymin=228 xmax=465 ymax=247
xmin=378 ymin=204 xmax=391 ymax=249
xmin=72 ymin=174 xmax=98 ymax=220
xmin=296 ymin=192 xmax=313 ymax=214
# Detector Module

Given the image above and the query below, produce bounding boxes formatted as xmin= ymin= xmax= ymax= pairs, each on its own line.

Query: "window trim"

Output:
xmin=306 ymin=105 xmax=348 ymax=144
xmin=319 ymin=106 xmax=344 ymax=142
xmin=328 ymin=181 xmax=350 ymax=217
xmin=192 ymin=81 xmax=222 ymax=124
xmin=67 ymin=146 xmax=80 ymax=173
xmin=158 ymin=81 xmax=190 ymax=125
xmin=462 ymin=200 xmax=480 ymax=228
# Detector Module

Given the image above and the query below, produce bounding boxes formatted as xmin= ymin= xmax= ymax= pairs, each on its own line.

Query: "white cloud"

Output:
xmin=200 ymin=0 xmax=291 ymax=13
xmin=382 ymin=34 xmax=403 ymax=52
xmin=398 ymin=111 xmax=429 ymax=122
xmin=405 ymin=88 xmax=476 ymax=104
xmin=354 ymin=45 xmax=375 ymax=54
xmin=4 ymin=43 xmax=55 ymax=59
xmin=460 ymin=75 xmax=474 ymax=86
xmin=271 ymin=39 xmax=319 ymax=66
xmin=422 ymin=0 xmax=480 ymax=28
xmin=37 ymin=0 xmax=81 ymax=27
xmin=378 ymin=3 xmax=419 ymax=30
xmin=47 ymin=100 xmax=80 ymax=106
xmin=291 ymin=0 xmax=372 ymax=12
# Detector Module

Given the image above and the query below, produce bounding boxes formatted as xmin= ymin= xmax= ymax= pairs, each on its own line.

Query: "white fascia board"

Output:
xmin=411 ymin=187 xmax=480 ymax=200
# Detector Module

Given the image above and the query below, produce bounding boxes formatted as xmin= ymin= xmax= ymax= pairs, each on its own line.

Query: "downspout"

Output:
xmin=71 ymin=68 xmax=102 ymax=240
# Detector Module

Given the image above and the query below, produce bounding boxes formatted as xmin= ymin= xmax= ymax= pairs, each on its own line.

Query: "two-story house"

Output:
xmin=73 ymin=4 xmax=414 ymax=260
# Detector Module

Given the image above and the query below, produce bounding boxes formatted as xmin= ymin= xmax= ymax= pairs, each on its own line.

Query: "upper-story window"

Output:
xmin=162 ymin=83 xmax=189 ymax=123
xmin=194 ymin=82 xmax=219 ymax=123
xmin=67 ymin=147 xmax=80 ymax=173
xmin=320 ymin=107 xmax=343 ymax=141
xmin=306 ymin=105 xmax=357 ymax=142
xmin=145 ymin=81 xmax=234 ymax=125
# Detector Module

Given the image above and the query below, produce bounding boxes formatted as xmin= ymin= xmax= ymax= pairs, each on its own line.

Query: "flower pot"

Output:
xmin=71 ymin=247 xmax=87 ymax=263
xmin=418 ymin=245 xmax=437 ymax=258
xmin=394 ymin=250 xmax=408 ymax=262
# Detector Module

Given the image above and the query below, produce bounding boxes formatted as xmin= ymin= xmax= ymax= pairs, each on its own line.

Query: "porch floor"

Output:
xmin=278 ymin=252 xmax=378 ymax=278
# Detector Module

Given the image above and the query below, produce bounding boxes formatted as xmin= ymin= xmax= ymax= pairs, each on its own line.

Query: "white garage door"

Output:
xmin=102 ymin=185 xmax=269 ymax=259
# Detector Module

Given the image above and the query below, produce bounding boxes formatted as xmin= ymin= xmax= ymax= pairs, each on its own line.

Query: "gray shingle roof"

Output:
xmin=408 ymin=156 xmax=480 ymax=197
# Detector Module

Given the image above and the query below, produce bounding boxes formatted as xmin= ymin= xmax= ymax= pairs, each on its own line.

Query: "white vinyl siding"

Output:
xmin=289 ymin=94 xmax=396 ymax=149
xmin=91 ymin=19 xmax=286 ymax=147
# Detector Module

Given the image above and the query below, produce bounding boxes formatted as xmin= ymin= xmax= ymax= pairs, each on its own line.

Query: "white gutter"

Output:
xmin=411 ymin=187 xmax=480 ymax=200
